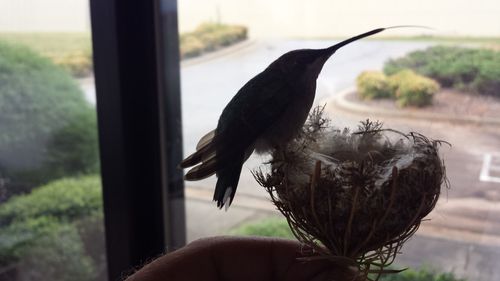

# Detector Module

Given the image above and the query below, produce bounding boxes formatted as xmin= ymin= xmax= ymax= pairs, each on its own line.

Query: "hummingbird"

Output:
xmin=180 ymin=26 xmax=415 ymax=209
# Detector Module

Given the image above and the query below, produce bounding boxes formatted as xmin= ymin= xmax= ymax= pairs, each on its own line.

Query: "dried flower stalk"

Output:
xmin=254 ymin=107 xmax=449 ymax=281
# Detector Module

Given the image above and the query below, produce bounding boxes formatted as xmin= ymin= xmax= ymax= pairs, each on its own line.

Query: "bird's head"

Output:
xmin=266 ymin=27 xmax=404 ymax=79
xmin=267 ymin=48 xmax=334 ymax=79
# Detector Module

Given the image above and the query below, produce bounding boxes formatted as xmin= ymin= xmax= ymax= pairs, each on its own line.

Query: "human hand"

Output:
xmin=125 ymin=236 xmax=357 ymax=281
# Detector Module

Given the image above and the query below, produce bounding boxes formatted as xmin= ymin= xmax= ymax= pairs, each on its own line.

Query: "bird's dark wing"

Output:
xmin=216 ymin=70 xmax=295 ymax=149
xmin=212 ymin=70 xmax=295 ymax=208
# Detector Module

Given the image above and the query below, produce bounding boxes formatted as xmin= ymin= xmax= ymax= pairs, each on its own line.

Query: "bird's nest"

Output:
xmin=254 ymin=107 xmax=449 ymax=281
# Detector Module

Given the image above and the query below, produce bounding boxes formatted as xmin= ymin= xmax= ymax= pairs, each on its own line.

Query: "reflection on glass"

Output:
xmin=178 ymin=1 xmax=500 ymax=281
xmin=0 ymin=2 xmax=105 ymax=281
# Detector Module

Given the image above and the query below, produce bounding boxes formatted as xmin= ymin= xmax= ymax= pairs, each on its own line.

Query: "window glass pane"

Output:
xmin=0 ymin=1 xmax=106 ymax=281
xmin=178 ymin=1 xmax=500 ymax=280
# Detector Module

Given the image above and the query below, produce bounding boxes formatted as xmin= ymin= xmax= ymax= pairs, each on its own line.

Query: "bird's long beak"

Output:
xmin=321 ymin=25 xmax=432 ymax=59
xmin=310 ymin=28 xmax=386 ymax=69
xmin=325 ymin=28 xmax=385 ymax=55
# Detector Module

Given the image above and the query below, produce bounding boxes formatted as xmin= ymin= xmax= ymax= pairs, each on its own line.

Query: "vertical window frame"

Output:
xmin=89 ymin=0 xmax=185 ymax=280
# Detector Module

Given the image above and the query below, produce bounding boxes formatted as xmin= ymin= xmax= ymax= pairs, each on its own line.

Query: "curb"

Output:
xmin=181 ymin=39 xmax=257 ymax=67
xmin=330 ymin=87 xmax=500 ymax=127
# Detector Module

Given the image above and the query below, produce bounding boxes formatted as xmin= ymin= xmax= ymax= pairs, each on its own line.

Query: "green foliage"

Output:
xmin=379 ymin=268 xmax=465 ymax=281
xmin=0 ymin=33 xmax=92 ymax=77
xmin=16 ymin=223 xmax=96 ymax=281
xmin=0 ymin=176 xmax=102 ymax=226
xmin=384 ymin=46 xmax=500 ymax=97
xmin=45 ymin=110 xmax=100 ymax=179
xmin=0 ymin=217 xmax=60 ymax=265
xmin=230 ymin=217 xmax=295 ymax=239
xmin=180 ymin=23 xmax=247 ymax=59
xmin=52 ymin=52 xmax=93 ymax=77
xmin=75 ymin=212 xmax=107 ymax=281
xmin=355 ymin=69 xmax=439 ymax=107
xmin=389 ymin=70 xmax=439 ymax=107
xmin=356 ymin=71 xmax=393 ymax=99
xmin=0 ymin=176 xmax=102 ymax=269
xmin=0 ymin=41 xmax=98 ymax=196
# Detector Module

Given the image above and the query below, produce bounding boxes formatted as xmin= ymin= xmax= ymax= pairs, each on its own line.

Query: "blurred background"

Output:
xmin=0 ymin=0 xmax=499 ymax=280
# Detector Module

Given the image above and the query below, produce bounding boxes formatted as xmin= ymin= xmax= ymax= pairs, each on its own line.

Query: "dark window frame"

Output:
xmin=89 ymin=0 xmax=185 ymax=280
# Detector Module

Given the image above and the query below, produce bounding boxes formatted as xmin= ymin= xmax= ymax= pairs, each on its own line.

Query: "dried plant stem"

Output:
xmin=254 ymin=113 xmax=447 ymax=281
xmin=344 ymin=184 xmax=360 ymax=256
xmin=310 ymin=161 xmax=324 ymax=232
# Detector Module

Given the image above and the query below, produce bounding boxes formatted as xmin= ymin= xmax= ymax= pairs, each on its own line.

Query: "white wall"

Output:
xmin=0 ymin=0 xmax=90 ymax=32
xmin=178 ymin=0 xmax=500 ymax=38
xmin=0 ymin=0 xmax=499 ymax=37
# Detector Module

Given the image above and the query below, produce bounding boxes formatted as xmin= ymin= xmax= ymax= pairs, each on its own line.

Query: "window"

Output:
xmin=0 ymin=1 xmax=106 ymax=280
xmin=177 ymin=1 xmax=500 ymax=281
xmin=1 ymin=1 xmax=499 ymax=281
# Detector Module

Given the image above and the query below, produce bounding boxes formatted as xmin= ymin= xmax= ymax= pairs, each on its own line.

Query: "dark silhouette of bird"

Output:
xmin=180 ymin=26 xmax=418 ymax=209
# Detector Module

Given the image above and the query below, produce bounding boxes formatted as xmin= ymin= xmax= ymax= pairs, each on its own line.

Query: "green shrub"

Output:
xmin=356 ymin=71 xmax=392 ymax=99
xmin=384 ymin=46 xmax=500 ymax=97
xmin=45 ymin=111 xmax=100 ymax=180
xmin=180 ymin=23 xmax=248 ymax=59
xmin=76 ymin=212 xmax=107 ymax=281
xmin=16 ymin=223 xmax=96 ymax=281
xmin=389 ymin=70 xmax=439 ymax=107
xmin=0 ymin=33 xmax=93 ymax=77
xmin=0 ymin=176 xmax=102 ymax=268
xmin=52 ymin=51 xmax=93 ymax=78
xmin=0 ymin=176 xmax=101 ymax=226
xmin=230 ymin=217 xmax=295 ymax=239
xmin=179 ymin=35 xmax=204 ymax=58
xmin=472 ymin=60 xmax=500 ymax=95
xmin=0 ymin=217 xmax=61 ymax=265
xmin=0 ymin=41 xmax=98 ymax=196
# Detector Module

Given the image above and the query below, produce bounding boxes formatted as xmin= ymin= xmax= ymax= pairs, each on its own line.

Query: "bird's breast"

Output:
xmin=254 ymin=81 xmax=316 ymax=153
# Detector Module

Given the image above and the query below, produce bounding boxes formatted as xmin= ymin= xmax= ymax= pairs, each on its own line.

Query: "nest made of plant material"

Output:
xmin=254 ymin=107 xmax=449 ymax=281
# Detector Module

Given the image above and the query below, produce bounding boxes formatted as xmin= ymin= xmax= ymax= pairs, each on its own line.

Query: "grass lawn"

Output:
xmin=0 ymin=32 xmax=91 ymax=57
xmin=229 ymin=217 xmax=294 ymax=238
xmin=0 ymin=32 xmax=92 ymax=77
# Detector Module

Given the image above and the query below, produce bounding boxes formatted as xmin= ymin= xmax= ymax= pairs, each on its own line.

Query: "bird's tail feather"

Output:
xmin=196 ymin=130 xmax=215 ymax=150
xmin=180 ymin=134 xmax=216 ymax=168
xmin=213 ymin=155 xmax=244 ymax=209
xmin=184 ymin=155 xmax=217 ymax=180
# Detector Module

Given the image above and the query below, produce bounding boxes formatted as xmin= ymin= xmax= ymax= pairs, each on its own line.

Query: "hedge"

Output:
xmin=0 ymin=176 xmax=102 ymax=273
xmin=0 ymin=33 xmax=93 ymax=77
xmin=15 ymin=223 xmax=96 ymax=281
xmin=356 ymin=71 xmax=393 ymax=99
xmin=384 ymin=46 xmax=500 ymax=97
xmin=0 ymin=176 xmax=102 ymax=226
xmin=389 ymin=69 xmax=439 ymax=107
xmin=180 ymin=23 xmax=247 ymax=59
xmin=0 ymin=41 xmax=99 ymax=197
xmin=355 ymin=70 xmax=439 ymax=107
